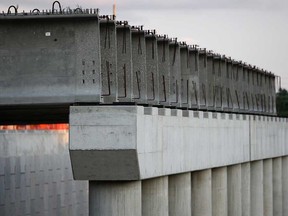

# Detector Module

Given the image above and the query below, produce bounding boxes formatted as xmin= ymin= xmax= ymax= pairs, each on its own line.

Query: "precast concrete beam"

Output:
xmin=169 ymin=39 xmax=182 ymax=107
xmin=188 ymin=48 xmax=200 ymax=109
xmin=198 ymin=50 xmax=208 ymax=109
xmin=242 ymin=66 xmax=250 ymax=112
xmin=157 ymin=36 xmax=170 ymax=106
xmin=0 ymin=14 xmax=102 ymax=105
xmin=131 ymin=28 xmax=147 ymax=103
xmin=100 ymin=18 xmax=118 ymax=103
xmin=168 ymin=173 xmax=191 ymax=216
xmin=206 ymin=53 xmax=215 ymax=110
xmin=212 ymin=56 xmax=223 ymax=111
xmin=142 ymin=176 xmax=168 ymax=216
xmin=116 ymin=23 xmax=133 ymax=102
xmin=224 ymin=58 xmax=234 ymax=112
xmin=145 ymin=32 xmax=159 ymax=104
xmin=235 ymin=63 xmax=243 ymax=112
xmin=180 ymin=44 xmax=191 ymax=108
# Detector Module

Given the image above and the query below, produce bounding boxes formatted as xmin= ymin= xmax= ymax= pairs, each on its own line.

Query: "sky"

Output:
xmin=1 ymin=0 xmax=288 ymax=90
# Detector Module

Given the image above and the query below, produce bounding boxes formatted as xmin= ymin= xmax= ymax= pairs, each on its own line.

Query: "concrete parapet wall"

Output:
xmin=69 ymin=106 xmax=288 ymax=181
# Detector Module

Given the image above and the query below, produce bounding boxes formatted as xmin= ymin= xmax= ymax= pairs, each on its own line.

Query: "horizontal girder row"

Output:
xmin=89 ymin=157 xmax=288 ymax=216
xmin=0 ymin=9 xmax=276 ymax=122
xmin=69 ymin=106 xmax=288 ymax=181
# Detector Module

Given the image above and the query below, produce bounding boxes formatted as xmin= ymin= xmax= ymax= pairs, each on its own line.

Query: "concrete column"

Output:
xmin=191 ymin=169 xmax=212 ymax=216
xmin=89 ymin=181 xmax=141 ymax=216
xmin=263 ymin=159 xmax=273 ymax=216
xmin=250 ymin=160 xmax=264 ymax=216
xmin=227 ymin=164 xmax=241 ymax=216
xmin=142 ymin=176 xmax=168 ymax=216
xmin=241 ymin=162 xmax=250 ymax=216
xmin=168 ymin=173 xmax=191 ymax=216
xmin=282 ymin=156 xmax=288 ymax=216
xmin=212 ymin=167 xmax=227 ymax=216
xmin=273 ymin=157 xmax=282 ymax=216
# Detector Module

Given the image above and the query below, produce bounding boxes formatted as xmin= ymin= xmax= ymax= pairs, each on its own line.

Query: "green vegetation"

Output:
xmin=276 ymin=88 xmax=288 ymax=117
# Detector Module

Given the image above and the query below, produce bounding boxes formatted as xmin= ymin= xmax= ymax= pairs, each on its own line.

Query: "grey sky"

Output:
xmin=1 ymin=0 xmax=288 ymax=89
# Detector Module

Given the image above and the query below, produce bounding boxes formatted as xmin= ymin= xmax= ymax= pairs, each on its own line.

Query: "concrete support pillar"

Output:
xmin=168 ymin=173 xmax=191 ymax=216
xmin=282 ymin=156 xmax=288 ymax=216
xmin=263 ymin=159 xmax=273 ymax=216
xmin=273 ymin=157 xmax=282 ymax=216
xmin=241 ymin=162 xmax=251 ymax=216
xmin=142 ymin=176 xmax=168 ymax=216
xmin=251 ymin=160 xmax=264 ymax=216
xmin=227 ymin=164 xmax=241 ymax=216
xmin=212 ymin=167 xmax=227 ymax=216
xmin=89 ymin=181 xmax=141 ymax=216
xmin=191 ymin=169 xmax=212 ymax=216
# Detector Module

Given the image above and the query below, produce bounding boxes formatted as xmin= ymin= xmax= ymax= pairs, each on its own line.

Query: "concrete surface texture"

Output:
xmin=0 ymin=15 xmax=101 ymax=105
xmin=273 ymin=157 xmax=283 ymax=216
xmin=69 ymin=105 xmax=288 ymax=181
xmin=212 ymin=167 xmax=227 ymax=216
xmin=89 ymin=181 xmax=141 ymax=216
xmin=0 ymin=130 xmax=88 ymax=216
xmin=142 ymin=176 xmax=168 ymax=216
xmin=241 ymin=162 xmax=251 ymax=216
xmin=191 ymin=169 xmax=212 ymax=216
xmin=87 ymin=158 xmax=287 ymax=216
xmin=263 ymin=159 xmax=273 ymax=216
xmin=68 ymin=105 xmax=288 ymax=216
xmin=283 ymin=156 xmax=288 ymax=216
xmin=251 ymin=160 xmax=264 ymax=216
xmin=168 ymin=173 xmax=191 ymax=216
xmin=227 ymin=164 xmax=241 ymax=216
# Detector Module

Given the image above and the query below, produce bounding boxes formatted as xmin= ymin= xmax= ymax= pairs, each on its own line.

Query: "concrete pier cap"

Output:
xmin=69 ymin=106 xmax=142 ymax=180
xmin=68 ymin=105 xmax=283 ymax=181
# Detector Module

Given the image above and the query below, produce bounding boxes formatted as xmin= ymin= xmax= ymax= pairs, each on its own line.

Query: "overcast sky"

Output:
xmin=1 ymin=0 xmax=288 ymax=89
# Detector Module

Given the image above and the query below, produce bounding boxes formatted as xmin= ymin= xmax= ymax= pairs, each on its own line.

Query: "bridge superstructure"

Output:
xmin=0 ymin=3 xmax=287 ymax=216
xmin=0 ymin=5 xmax=277 ymax=125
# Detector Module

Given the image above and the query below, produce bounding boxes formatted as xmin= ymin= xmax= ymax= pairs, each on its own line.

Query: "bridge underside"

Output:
xmin=0 ymin=104 xmax=70 ymax=125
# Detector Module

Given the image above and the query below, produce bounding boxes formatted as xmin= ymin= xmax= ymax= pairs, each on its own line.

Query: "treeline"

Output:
xmin=276 ymin=88 xmax=288 ymax=117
